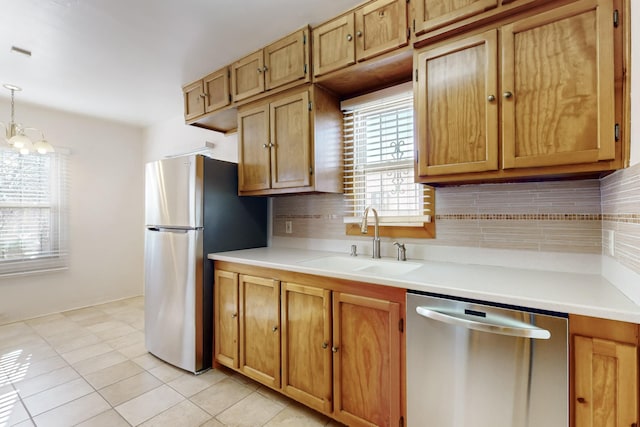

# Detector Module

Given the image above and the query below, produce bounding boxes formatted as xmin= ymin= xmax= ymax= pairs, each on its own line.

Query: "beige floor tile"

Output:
xmin=216 ymin=391 xmax=286 ymax=427
xmin=167 ymin=369 xmax=227 ymax=397
xmin=98 ymin=372 xmax=163 ymax=406
xmin=131 ymin=318 xmax=145 ymax=331
xmin=94 ymin=323 xmax=138 ymax=341
xmin=115 ymin=384 xmax=184 ymax=426
xmin=29 ymin=319 xmax=85 ymax=339
xmin=73 ymin=350 xmax=129 ymax=376
xmin=114 ymin=308 xmax=145 ymax=325
xmin=22 ymin=377 xmax=93 ymax=416
xmin=61 ymin=342 xmax=113 ymax=365
xmin=0 ymin=322 xmax=33 ymax=340
xmin=83 ymin=360 xmax=144 ymax=389
xmin=263 ymin=402 xmax=332 ymax=427
xmin=74 ymin=409 xmax=130 ymax=427
xmin=32 ymin=392 xmax=111 ymax=427
xmin=199 ymin=419 xmax=225 ymax=427
xmin=256 ymin=385 xmax=295 ymax=406
xmin=61 ymin=306 xmax=107 ymax=322
xmin=117 ymin=342 xmax=149 ymax=359
xmin=12 ymin=420 xmax=35 ymax=427
xmin=148 ymin=362 xmax=187 ymax=383
xmin=9 ymin=355 xmax=69 ymax=382
xmin=0 ymin=334 xmax=48 ymax=355
xmin=73 ymin=313 xmax=114 ymax=328
xmin=139 ymin=399 xmax=212 ymax=427
xmin=2 ymin=344 xmax=58 ymax=384
xmin=0 ymin=385 xmax=30 ymax=426
xmin=25 ymin=313 xmax=66 ymax=327
xmin=106 ymin=330 xmax=144 ymax=349
xmin=190 ymin=378 xmax=254 ymax=416
xmin=51 ymin=333 xmax=102 ymax=354
xmin=43 ymin=326 xmax=92 ymax=346
xmin=13 ymin=366 xmax=79 ymax=397
xmin=132 ymin=353 xmax=166 ymax=370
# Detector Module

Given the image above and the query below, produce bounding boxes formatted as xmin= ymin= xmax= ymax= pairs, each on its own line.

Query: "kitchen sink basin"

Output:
xmin=296 ymin=255 xmax=422 ymax=276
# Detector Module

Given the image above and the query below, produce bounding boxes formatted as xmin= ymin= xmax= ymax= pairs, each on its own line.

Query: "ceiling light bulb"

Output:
xmin=34 ymin=139 xmax=55 ymax=154
xmin=19 ymin=147 xmax=29 ymax=155
xmin=9 ymin=133 xmax=33 ymax=150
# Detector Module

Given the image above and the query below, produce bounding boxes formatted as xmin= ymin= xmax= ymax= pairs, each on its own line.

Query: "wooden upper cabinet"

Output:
xmin=239 ymin=274 xmax=281 ymax=388
xmin=281 ymin=283 xmax=332 ymax=414
xmin=233 ymin=27 xmax=310 ymax=102
xmin=214 ymin=270 xmax=239 ymax=369
xmin=237 ymin=85 xmax=342 ymax=196
xmin=415 ymin=30 xmax=498 ymax=177
xmin=183 ymin=67 xmax=231 ymax=121
xmin=332 ymin=292 xmax=401 ymax=427
xmin=501 ymin=0 xmax=616 ymax=169
xmin=313 ymin=0 xmax=408 ymax=77
xmin=413 ymin=0 xmax=498 ymax=35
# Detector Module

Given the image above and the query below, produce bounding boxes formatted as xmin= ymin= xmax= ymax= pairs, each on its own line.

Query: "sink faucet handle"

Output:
xmin=393 ymin=241 xmax=407 ymax=261
xmin=350 ymin=244 xmax=358 ymax=257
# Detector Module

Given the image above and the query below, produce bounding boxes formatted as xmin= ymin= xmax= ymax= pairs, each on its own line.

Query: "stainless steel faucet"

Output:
xmin=393 ymin=241 xmax=407 ymax=261
xmin=360 ymin=207 xmax=381 ymax=259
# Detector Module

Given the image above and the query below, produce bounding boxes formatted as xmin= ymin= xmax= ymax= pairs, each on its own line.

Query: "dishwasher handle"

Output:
xmin=416 ymin=306 xmax=551 ymax=339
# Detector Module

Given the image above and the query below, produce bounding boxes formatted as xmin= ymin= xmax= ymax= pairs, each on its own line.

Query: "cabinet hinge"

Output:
xmin=309 ymin=166 xmax=313 ymax=175
xmin=413 ymin=19 xmax=415 ymax=32
xmin=615 ymin=123 xmax=620 ymax=141
xmin=228 ymin=94 xmax=232 ymax=103
xmin=613 ymin=9 xmax=619 ymax=27
xmin=415 ymin=69 xmax=418 ymax=82
xmin=407 ymin=27 xmax=410 ymax=40
xmin=308 ymin=101 xmax=312 ymax=111
xmin=303 ymin=33 xmax=307 ymax=44
xmin=399 ymin=318 xmax=404 ymax=333
xmin=227 ymin=69 xmax=231 ymax=78
xmin=304 ymin=63 xmax=308 ymax=74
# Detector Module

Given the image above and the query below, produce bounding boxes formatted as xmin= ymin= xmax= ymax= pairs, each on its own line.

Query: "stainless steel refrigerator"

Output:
xmin=144 ymin=155 xmax=267 ymax=373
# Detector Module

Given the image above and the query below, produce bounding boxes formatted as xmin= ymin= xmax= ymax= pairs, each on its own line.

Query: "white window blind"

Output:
xmin=343 ymin=91 xmax=433 ymax=225
xmin=0 ymin=150 xmax=69 ymax=276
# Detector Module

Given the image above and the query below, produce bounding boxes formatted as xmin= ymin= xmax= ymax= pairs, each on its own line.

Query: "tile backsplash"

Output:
xmin=273 ymin=165 xmax=640 ymax=273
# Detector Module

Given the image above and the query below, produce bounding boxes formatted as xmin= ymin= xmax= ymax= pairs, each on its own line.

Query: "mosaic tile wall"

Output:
xmin=273 ymin=180 xmax=603 ymax=254
xmin=601 ymin=162 xmax=640 ymax=273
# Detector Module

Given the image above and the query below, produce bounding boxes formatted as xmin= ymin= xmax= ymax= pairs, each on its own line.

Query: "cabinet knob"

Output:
xmin=263 ymin=143 xmax=269 ymax=148
xmin=356 ymin=31 xmax=363 ymax=37
xmin=199 ymin=93 xmax=207 ymax=99
xmin=331 ymin=346 xmax=339 ymax=353
xmin=231 ymin=313 xmax=237 ymax=318
xmin=272 ymin=326 xmax=278 ymax=332
xmin=577 ymin=397 xmax=586 ymax=404
xmin=263 ymin=66 xmax=268 ymax=72
xmin=322 ymin=342 xmax=328 ymax=349
xmin=487 ymin=95 xmax=496 ymax=102
xmin=257 ymin=67 xmax=263 ymax=73
xmin=503 ymin=91 xmax=513 ymax=99
xmin=346 ymin=34 xmax=353 ymax=41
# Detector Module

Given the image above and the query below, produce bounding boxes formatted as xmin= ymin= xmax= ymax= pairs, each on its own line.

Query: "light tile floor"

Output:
xmin=0 ymin=297 xmax=344 ymax=427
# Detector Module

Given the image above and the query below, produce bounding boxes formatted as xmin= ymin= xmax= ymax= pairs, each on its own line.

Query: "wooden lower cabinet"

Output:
xmin=213 ymin=263 xmax=405 ymax=427
xmin=570 ymin=314 xmax=639 ymax=427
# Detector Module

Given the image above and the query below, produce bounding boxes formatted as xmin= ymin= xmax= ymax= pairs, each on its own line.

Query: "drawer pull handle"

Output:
xmin=503 ymin=91 xmax=513 ymax=99
xmin=331 ymin=346 xmax=339 ymax=353
xmin=322 ymin=342 xmax=328 ymax=349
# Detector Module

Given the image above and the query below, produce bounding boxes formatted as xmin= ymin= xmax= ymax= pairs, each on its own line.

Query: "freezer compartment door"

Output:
xmin=145 ymin=155 xmax=203 ymax=228
xmin=144 ymin=228 xmax=204 ymax=373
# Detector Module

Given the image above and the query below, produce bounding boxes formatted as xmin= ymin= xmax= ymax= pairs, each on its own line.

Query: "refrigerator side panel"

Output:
xmin=145 ymin=155 xmax=203 ymax=227
xmin=144 ymin=228 xmax=204 ymax=373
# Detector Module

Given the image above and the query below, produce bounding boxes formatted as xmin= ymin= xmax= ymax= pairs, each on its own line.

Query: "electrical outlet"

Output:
xmin=285 ymin=220 xmax=293 ymax=234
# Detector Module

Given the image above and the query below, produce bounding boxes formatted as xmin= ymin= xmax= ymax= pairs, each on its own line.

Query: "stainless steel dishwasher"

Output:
xmin=406 ymin=291 xmax=568 ymax=427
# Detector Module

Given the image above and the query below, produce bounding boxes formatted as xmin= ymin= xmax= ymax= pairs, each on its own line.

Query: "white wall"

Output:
xmin=0 ymin=100 xmax=144 ymax=323
xmin=142 ymin=114 xmax=237 ymax=163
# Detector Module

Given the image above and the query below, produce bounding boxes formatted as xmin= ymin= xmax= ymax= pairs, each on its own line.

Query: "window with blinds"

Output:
xmin=0 ymin=150 xmax=69 ymax=275
xmin=343 ymin=87 xmax=433 ymax=227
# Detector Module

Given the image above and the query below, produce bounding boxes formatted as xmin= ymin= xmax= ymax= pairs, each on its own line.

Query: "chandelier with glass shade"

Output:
xmin=1 ymin=84 xmax=55 ymax=155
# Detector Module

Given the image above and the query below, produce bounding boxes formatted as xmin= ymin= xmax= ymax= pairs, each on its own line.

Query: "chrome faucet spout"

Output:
xmin=361 ymin=207 xmax=381 ymax=259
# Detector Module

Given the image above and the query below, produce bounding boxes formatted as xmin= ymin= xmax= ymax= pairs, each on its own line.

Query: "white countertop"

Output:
xmin=209 ymin=247 xmax=640 ymax=323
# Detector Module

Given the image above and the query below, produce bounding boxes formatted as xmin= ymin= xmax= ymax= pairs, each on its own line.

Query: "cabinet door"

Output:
xmin=355 ymin=0 xmax=408 ymax=62
xmin=313 ymin=14 xmax=356 ymax=77
xmin=203 ymin=68 xmax=230 ymax=113
xmin=214 ymin=270 xmax=239 ymax=368
xmin=270 ymin=91 xmax=311 ymax=189
xmin=183 ymin=80 xmax=205 ymax=121
xmin=332 ymin=292 xmax=401 ymax=427
xmin=281 ymin=283 xmax=332 ymax=413
xmin=574 ymin=335 xmax=638 ymax=427
xmin=238 ymin=104 xmax=271 ymax=192
xmin=231 ymin=50 xmax=265 ymax=102
xmin=415 ymin=30 xmax=498 ymax=176
xmin=265 ymin=28 xmax=309 ymax=91
xmin=413 ymin=0 xmax=497 ymax=35
xmin=239 ymin=275 xmax=281 ymax=388
xmin=501 ymin=0 xmax=615 ymax=169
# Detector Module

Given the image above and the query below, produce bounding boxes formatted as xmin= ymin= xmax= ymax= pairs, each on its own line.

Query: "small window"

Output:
xmin=342 ymin=84 xmax=435 ymax=238
xmin=0 ymin=150 xmax=69 ymax=275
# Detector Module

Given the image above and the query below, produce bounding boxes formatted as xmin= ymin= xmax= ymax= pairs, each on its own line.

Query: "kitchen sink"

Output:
xmin=296 ymin=255 xmax=422 ymax=276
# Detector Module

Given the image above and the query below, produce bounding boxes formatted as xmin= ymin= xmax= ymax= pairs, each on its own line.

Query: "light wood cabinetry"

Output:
xmin=570 ymin=314 xmax=639 ymax=427
xmin=333 ymin=292 xmax=401 ymax=427
xmin=213 ymin=262 xmax=406 ymax=427
xmin=231 ymin=27 xmax=310 ymax=102
xmin=313 ymin=0 xmax=411 ymax=93
xmin=183 ymin=68 xmax=231 ymax=121
xmin=213 ymin=270 xmax=239 ymax=369
xmin=414 ymin=0 xmax=625 ymax=184
xmin=237 ymin=85 xmax=342 ymax=196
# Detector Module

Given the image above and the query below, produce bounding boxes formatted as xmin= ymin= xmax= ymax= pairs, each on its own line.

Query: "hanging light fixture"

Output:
xmin=1 ymin=84 xmax=55 ymax=155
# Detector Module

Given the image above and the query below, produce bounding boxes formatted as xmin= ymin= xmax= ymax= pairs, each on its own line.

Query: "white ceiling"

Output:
xmin=0 ymin=0 xmax=362 ymax=128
